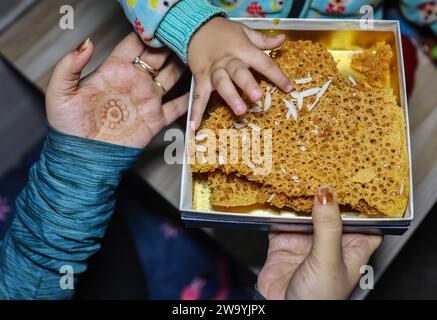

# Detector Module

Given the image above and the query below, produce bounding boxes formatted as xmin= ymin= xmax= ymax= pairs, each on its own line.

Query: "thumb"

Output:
xmin=47 ymin=38 xmax=93 ymax=101
xmin=310 ymin=185 xmax=344 ymax=269
xmin=243 ymin=27 xmax=286 ymax=50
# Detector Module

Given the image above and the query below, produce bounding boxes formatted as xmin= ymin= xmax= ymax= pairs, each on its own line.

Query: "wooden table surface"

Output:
xmin=1 ymin=0 xmax=436 ymax=299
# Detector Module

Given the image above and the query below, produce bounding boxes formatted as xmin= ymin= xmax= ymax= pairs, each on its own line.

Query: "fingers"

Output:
xmin=154 ymin=56 xmax=185 ymax=94
xmin=47 ymin=38 xmax=94 ymax=97
xmin=242 ymin=26 xmax=291 ymax=92
xmin=310 ymin=185 xmax=344 ymax=268
xmin=246 ymin=49 xmax=292 ymax=93
xmin=191 ymin=76 xmax=212 ymax=129
xmin=226 ymin=59 xmax=262 ymax=101
xmin=343 ymin=234 xmax=383 ymax=254
xmin=111 ymin=32 xmax=144 ymax=61
xmin=162 ymin=92 xmax=190 ymax=125
xmin=211 ymin=68 xmax=246 ymax=116
xmin=367 ymin=235 xmax=383 ymax=252
xmin=139 ymin=47 xmax=172 ymax=72
xmin=342 ymin=234 xmax=382 ymax=283
xmin=243 ymin=27 xmax=286 ymax=50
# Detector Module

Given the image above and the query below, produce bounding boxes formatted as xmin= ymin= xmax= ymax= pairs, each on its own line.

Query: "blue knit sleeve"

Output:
xmin=0 ymin=126 xmax=141 ymax=300
xmin=155 ymin=0 xmax=227 ymax=63
xmin=120 ymin=0 xmax=227 ymax=63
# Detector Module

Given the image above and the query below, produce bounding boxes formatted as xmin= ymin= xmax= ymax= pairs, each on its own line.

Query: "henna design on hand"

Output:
xmin=101 ymin=98 xmax=129 ymax=130
xmin=87 ymin=92 xmax=145 ymax=144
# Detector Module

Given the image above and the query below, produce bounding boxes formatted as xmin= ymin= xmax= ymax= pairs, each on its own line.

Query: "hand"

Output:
xmin=187 ymin=17 xmax=293 ymax=129
xmin=257 ymin=186 xmax=382 ymax=300
xmin=46 ymin=33 xmax=188 ymax=148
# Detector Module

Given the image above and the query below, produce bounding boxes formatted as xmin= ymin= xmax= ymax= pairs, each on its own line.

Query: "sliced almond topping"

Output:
xmin=264 ymin=91 xmax=272 ymax=111
xmin=400 ymin=183 xmax=404 ymax=196
xmin=290 ymin=91 xmax=300 ymax=99
xmin=283 ymin=99 xmax=298 ymax=121
xmin=300 ymin=87 xmax=321 ymax=97
xmin=308 ymin=78 xmax=332 ymax=112
xmin=280 ymin=167 xmax=287 ymax=174
xmin=318 ymin=78 xmax=333 ymax=97
xmin=307 ymin=97 xmax=319 ymax=112
xmin=248 ymin=123 xmax=261 ymax=131
xmin=267 ymin=193 xmax=276 ymax=203
xmin=234 ymin=122 xmax=244 ymax=129
xmin=246 ymin=162 xmax=255 ymax=170
xmin=294 ymin=72 xmax=312 ymax=84
xmin=296 ymin=95 xmax=304 ymax=110
xmin=291 ymin=175 xmax=300 ymax=182
xmin=299 ymin=146 xmax=307 ymax=151
xmin=256 ymin=100 xmax=263 ymax=109
xmin=195 ymin=132 xmax=208 ymax=141
xmin=249 ymin=106 xmax=263 ymax=113
xmin=348 ymin=75 xmax=357 ymax=86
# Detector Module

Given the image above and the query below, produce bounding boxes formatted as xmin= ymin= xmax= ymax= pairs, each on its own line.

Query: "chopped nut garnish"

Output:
xmin=249 ymin=106 xmax=263 ymax=113
xmin=283 ymin=99 xmax=298 ymax=121
xmin=267 ymin=193 xmax=276 ymax=203
xmin=195 ymin=132 xmax=208 ymax=141
xmin=248 ymin=123 xmax=261 ymax=131
xmin=264 ymin=91 xmax=272 ymax=111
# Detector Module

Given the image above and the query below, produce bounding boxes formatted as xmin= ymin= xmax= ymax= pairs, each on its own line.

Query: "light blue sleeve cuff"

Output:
xmin=155 ymin=0 xmax=228 ymax=63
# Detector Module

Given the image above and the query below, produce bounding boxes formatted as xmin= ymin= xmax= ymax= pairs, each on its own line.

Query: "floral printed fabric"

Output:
xmin=121 ymin=0 xmax=437 ymax=48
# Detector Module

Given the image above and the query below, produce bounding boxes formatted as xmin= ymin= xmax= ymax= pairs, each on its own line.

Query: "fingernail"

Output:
xmin=285 ymin=84 xmax=293 ymax=93
xmin=234 ymin=102 xmax=245 ymax=115
xmin=75 ymin=38 xmax=90 ymax=54
xmin=316 ymin=186 xmax=334 ymax=205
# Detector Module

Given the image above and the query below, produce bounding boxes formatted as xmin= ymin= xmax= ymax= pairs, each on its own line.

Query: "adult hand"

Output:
xmin=188 ymin=17 xmax=293 ymax=129
xmin=46 ymin=33 xmax=188 ymax=148
xmin=257 ymin=186 xmax=382 ymax=300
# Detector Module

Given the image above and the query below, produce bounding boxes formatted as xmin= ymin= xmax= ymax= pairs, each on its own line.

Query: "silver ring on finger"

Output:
xmin=133 ymin=57 xmax=158 ymax=77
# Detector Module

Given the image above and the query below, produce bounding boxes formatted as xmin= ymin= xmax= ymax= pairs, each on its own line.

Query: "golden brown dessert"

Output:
xmin=191 ymin=40 xmax=409 ymax=218
xmin=351 ymin=41 xmax=393 ymax=88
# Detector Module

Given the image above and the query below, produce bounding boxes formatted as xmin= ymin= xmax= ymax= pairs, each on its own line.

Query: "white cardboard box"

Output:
xmin=179 ymin=18 xmax=413 ymax=235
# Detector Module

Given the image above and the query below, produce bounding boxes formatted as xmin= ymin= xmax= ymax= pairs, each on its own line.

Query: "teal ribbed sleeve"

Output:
xmin=155 ymin=0 xmax=227 ymax=63
xmin=0 ymin=126 xmax=141 ymax=299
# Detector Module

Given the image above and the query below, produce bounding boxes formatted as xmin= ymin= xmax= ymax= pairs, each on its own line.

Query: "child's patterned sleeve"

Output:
xmin=400 ymin=0 xmax=437 ymax=36
xmin=120 ymin=0 xmax=227 ymax=63
xmin=210 ymin=0 xmax=293 ymax=18
xmin=305 ymin=0 xmax=384 ymax=19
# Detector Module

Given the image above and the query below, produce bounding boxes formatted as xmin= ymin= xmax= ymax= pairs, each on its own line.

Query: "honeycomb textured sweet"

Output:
xmin=192 ymin=40 xmax=409 ymax=217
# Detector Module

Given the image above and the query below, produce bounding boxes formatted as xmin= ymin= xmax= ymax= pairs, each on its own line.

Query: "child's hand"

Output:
xmin=257 ymin=186 xmax=382 ymax=300
xmin=188 ymin=17 xmax=292 ymax=128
